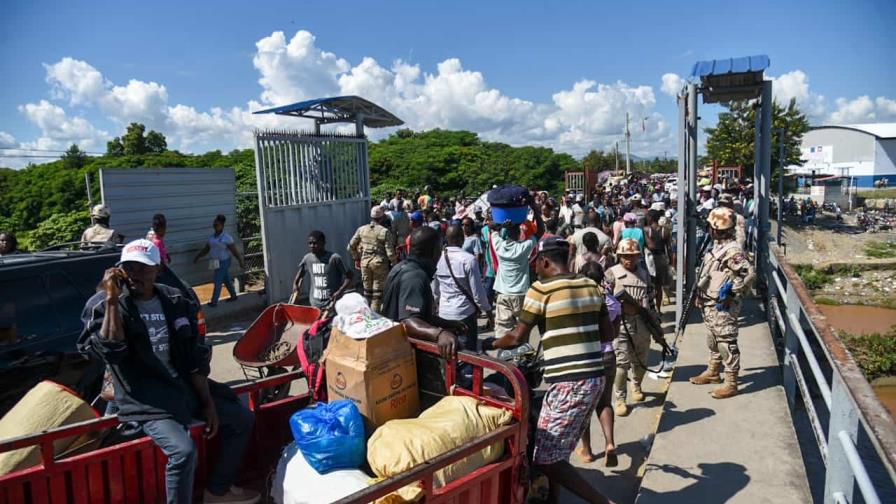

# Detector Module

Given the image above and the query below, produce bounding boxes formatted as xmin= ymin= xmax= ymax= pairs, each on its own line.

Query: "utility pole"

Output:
xmin=625 ymin=112 xmax=632 ymax=175
xmin=614 ymin=142 xmax=619 ymax=172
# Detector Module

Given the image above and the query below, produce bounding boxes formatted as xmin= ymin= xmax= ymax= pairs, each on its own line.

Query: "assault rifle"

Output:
xmin=617 ymin=289 xmax=679 ymax=377
xmin=645 ymin=234 xmax=713 ymax=379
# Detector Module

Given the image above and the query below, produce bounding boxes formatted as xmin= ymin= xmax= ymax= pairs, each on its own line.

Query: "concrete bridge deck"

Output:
xmin=636 ymin=298 xmax=812 ymax=503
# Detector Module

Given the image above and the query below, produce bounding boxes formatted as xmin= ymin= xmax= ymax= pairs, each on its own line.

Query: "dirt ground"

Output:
xmin=778 ymin=213 xmax=896 ymax=268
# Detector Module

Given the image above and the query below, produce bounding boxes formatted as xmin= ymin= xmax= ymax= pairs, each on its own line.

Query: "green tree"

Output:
xmin=146 ymin=130 xmax=168 ymax=153
xmin=61 ymin=144 xmax=88 ymax=169
xmin=106 ymin=137 xmax=124 ymax=156
xmin=705 ymin=98 xmax=810 ymax=178
xmin=122 ymin=122 xmax=147 ymax=155
xmin=581 ymin=150 xmax=617 ymax=172
xmin=18 ymin=210 xmax=90 ymax=251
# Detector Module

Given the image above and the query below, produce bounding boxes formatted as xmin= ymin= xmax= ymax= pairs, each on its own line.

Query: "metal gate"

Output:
xmin=254 ymin=130 xmax=370 ymax=303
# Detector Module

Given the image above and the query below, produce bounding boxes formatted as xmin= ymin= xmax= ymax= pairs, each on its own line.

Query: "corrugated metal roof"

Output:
xmin=253 ymin=95 xmax=403 ymax=128
xmin=812 ymin=123 xmax=896 ymax=140
xmin=690 ymin=55 xmax=770 ymax=78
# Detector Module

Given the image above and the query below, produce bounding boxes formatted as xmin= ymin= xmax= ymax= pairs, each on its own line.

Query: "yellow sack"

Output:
xmin=0 ymin=380 xmax=100 ymax=475
xmin=367 ymin=396 xmax=513 ymax=502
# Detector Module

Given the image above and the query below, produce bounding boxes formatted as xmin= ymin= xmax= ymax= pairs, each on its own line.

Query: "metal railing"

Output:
xmin=765 ymin=242 xmax=896 ymax=503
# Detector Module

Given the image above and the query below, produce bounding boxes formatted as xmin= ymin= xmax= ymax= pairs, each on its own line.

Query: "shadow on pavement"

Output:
xmin=567 ymin=439 xmax=651 ymax=504
xmin=737 ymin=365 xmax=780 ymax=396
xmin=656 ymin=400 xmax=714 ymax=434
xmin=639 ymin=462 xmax=750 ymax=503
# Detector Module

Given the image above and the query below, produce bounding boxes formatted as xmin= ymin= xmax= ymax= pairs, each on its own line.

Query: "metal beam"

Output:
xmin=686 ymin=82 xmax=698 ymax=290
xmin=756 ymin=80 xmax=772 ymax=281
xmin=675 ymin=91 xmax=687 ymax=324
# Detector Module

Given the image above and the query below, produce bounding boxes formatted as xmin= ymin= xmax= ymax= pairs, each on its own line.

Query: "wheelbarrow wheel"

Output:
xmin=259 ymin=366 xmax=291 ymax=403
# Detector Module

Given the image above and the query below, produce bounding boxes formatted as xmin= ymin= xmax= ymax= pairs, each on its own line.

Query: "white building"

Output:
xmin=789 ymin=123 xmax=896 ymax=188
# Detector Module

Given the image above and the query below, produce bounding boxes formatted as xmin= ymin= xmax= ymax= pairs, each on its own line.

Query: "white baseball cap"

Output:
xmin=118 ymin=239 xmax=161 ymax=266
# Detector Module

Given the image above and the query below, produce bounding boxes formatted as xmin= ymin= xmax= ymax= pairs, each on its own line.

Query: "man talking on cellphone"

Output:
xmin=78 ymin=239 xmax=259 ymax=504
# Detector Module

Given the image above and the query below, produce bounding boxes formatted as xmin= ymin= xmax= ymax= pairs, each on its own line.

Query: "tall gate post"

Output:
xmin=675 ymin=91 xmax=687 ymax=324
xmin=756 ymin=80 xmax=773 ymax=284
xmin=685 ymin=82 xmax=699 ymax=292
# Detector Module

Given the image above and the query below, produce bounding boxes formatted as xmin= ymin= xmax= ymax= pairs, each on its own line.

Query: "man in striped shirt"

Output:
xmin=483 ymin=238 xmax=615 ymax=504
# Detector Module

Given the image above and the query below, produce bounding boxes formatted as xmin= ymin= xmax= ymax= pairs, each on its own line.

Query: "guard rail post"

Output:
xmin=782 ymin=281 xmax=800 ymax=408
xmin=824 ymin=373 xmax=861 ymax=504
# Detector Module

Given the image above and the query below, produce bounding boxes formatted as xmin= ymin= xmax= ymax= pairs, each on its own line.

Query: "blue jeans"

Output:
xmin=211 ymin=257 xmax=237 ymax=304
xmin=454 ymin=311 xmax=479 ymax=389
xmin=141 ymin=395 xmax=255 ymax=503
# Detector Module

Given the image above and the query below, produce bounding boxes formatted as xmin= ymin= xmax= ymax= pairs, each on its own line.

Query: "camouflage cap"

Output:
xmin=91 ymin=204 xmax=111 ymax=218
xmin=370 ymin=206 xmax=385 ymax=219
xmin=707 ymin=206 xmax=736 ymax=230
xmin=616 ymin=238 xmax=642 ymax=255
xmin=718 ymin=193 xmax=735 ymax=205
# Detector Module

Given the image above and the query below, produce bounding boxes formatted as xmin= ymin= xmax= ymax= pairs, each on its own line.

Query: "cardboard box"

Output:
xmin=323 ymin=323 xmax=420 ymax=430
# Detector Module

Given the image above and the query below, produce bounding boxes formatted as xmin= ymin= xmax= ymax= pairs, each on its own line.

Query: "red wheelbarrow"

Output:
xmin=232 ymin=303 xmax=321 ymax=385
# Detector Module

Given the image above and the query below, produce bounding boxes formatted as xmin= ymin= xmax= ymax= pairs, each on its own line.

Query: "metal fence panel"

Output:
xmin=100 ymin=168 xmax=238 ymax=287
xmin=254 ymin=131 xmax=370 ymax=303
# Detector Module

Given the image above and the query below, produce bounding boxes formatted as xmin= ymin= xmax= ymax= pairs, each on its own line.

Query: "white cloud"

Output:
xmin=661 ymin=73 xmax=685 ymax=97
xmin=253 ymin=30 xmax=349 ymax=105
xmin=0 ymin=131 xmax=16 ymax=149
xmin=18 ymin=100 xmax=107 ymax=151
xmin=12 ymin=30 xmax=896 ymax=165
xmin=44 ymin=57 xmax=169 ymax=127
xmin=827 ymin=96 xmax=896 ymax=124
xmin=770 ymin=70 xmax=826 ymax=119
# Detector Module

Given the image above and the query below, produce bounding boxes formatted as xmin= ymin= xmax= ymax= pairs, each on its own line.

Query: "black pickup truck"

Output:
xmin=0 ymin=244 xmax=204 ymax=414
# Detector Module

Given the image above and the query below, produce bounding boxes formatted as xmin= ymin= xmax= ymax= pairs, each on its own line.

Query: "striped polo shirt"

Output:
xmin=519 ymin=274 xmax=606 ymax=383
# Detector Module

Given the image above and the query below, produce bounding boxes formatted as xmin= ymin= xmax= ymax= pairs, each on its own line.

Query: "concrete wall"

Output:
xmin=100 ymin=168 xmax=239 ymax=286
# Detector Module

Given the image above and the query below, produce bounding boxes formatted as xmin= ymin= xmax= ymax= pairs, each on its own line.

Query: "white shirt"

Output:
xmin=433 ymin=246 xmax=491 ymax=319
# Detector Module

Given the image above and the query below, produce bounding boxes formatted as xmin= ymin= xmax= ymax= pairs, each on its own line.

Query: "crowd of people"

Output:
xmin=15 ymin=171 xmax=755 ymax=504
xmin=288 ymin=174 xmax=755 ymax=503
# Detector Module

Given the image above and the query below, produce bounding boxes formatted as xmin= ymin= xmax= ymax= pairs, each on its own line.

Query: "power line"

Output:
xmin=0 ymin=147 xmax=104 ymax=155
xmin=0 ymin=154 xmax=65 ymax=159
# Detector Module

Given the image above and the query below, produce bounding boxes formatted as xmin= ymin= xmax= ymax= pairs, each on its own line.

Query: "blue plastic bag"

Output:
xmin=289 ymin=400 xmax=365 ymax=473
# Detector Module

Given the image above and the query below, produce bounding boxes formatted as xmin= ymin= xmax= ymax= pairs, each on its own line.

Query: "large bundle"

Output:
xmin=271 ymin=442 xmax=370 ymax=504
xmin=367 ymin=396 xmax=513 ymax=502
xmin=0 ymin=380 xmax=100 ymax=475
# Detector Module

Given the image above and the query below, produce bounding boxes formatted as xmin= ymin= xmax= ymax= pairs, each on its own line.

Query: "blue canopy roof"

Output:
xmin=690 ymin=55 xmax=770 ymax=78
xmin=253 ymin=96 xmax=403 ymax=128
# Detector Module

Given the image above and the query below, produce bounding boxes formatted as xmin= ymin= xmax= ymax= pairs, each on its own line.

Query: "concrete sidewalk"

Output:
xmin=636 ymin=299 xmax=811 ymax=504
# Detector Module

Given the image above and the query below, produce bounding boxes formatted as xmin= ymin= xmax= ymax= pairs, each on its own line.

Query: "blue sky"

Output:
xmin=1 ymin=0 xmax=894 ymax=167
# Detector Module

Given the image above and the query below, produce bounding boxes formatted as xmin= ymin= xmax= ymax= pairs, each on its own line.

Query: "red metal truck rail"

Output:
xmin=0 ymin=338 xmax=530 ymax=504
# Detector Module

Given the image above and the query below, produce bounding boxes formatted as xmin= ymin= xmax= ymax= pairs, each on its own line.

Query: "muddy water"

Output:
xmin=874 ymin=384 xmax=896 ymax=419
xmin=817 ymin=304 xmax=896 ymax=335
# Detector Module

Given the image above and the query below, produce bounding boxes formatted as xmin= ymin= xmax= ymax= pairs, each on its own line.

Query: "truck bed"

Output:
xmin=0 ymin=339 xmax=530 ymax=504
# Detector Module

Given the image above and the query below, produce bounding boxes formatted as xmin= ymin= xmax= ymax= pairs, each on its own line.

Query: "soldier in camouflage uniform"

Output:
xmin=81 ymin=204 xmax=124 ymax=245
xmin=604 ymin=238 xmax=657 ymax=417
xmin=717 ymin=193 xmax=747 ymax=250
xmin=349 ymin=206 xmax=397 ymax=313
xmin=689 ymin=206 xmax=755 ymax=399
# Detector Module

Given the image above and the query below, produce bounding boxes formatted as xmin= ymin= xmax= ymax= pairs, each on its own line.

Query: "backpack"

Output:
xmin=297 ymin=317 xmax=333 ymax=402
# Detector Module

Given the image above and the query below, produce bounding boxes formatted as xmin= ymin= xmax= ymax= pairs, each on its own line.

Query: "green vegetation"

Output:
xmin=0 ymin=124 xmax=258 ymax=251
xmin=2 ymin=126 xmax=589 ymax=251
xmin=368 ymin=129 xmax=578 ymax=198
xmin=858 ymin=189 xmax=896 ymax=200
xmin=794 ymin=264 xmax=833 ymax=290
xmin=865 ymin=241 xmax=896 ymax=259
xmin=705 ymin=98 xmax=809 ymax=180
xmin=814 ymin=297 xmax=841 ymax=306
xmin=842 ymin=328 xmax=896 ymax=381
